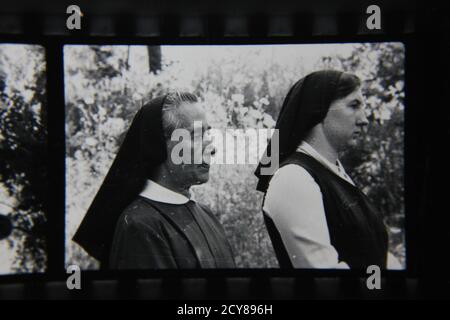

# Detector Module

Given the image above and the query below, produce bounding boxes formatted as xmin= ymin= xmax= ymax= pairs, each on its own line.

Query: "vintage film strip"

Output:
xmin=0 ymin=0 xmax=449 ymax=301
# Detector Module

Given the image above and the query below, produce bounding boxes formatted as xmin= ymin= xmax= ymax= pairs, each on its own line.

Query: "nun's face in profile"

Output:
xmin=165 ymin=102 xmax=214 ymax=188
xmin=322 ymin=88 xmax=368 ymax=151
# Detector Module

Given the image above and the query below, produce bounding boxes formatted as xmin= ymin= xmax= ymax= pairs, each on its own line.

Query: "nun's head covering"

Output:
xmin=255 ymin=70 xmax=361 ymax=192
xmin=73 ymin=95 xmax=168 ymax=266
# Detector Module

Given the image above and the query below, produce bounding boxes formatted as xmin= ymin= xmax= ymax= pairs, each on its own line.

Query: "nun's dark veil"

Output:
xmin=73 ymin=95 xmax=168 ymax=266
xmin=255 ymin=70 xmax=344 ymax=192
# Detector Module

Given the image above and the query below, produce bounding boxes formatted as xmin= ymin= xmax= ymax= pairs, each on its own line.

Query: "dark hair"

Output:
xmin=331 ymin=72 xmax=362 ymax=103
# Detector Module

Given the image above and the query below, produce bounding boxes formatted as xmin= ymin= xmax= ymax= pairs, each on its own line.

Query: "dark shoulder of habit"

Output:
xmin=109 ymin=196 xmax=236 ymax=269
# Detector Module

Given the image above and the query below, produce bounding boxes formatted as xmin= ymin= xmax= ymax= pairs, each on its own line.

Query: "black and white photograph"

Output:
xmin=0 ymin=44 xmax=47 ymax=274
xmin=64 ymin=43 xmax=405 ymax=270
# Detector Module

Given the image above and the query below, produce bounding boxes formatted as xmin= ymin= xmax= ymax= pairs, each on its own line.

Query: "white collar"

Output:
xmin=296 ymin=141 xmax=355 ymax=186
xmin=139 ymin=179 xmax=192 ymax=204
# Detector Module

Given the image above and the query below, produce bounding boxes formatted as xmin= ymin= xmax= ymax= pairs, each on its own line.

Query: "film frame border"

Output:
xmin=0 ymin=6 xmax=448 ymax=300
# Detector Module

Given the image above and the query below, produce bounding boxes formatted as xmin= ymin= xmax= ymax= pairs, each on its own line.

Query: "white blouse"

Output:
xmin=263 ymin=141 xmax=351 ymax=269
xmin=263 ymin=141 xmax=401 ymax=269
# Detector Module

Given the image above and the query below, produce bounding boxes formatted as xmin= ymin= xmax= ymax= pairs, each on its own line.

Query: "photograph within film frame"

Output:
xmin=64 ymin=42 xmax=405 ymax=271
xmin=0 ymin=43 xmax=48 ymax=275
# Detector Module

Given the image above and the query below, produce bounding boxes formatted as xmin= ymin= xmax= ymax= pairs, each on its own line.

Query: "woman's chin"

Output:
xmin=193 ymin=171 xmax=210 ymax=185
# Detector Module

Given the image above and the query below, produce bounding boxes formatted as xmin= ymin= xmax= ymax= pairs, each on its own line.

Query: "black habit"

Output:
xmin=264 ymin=152 xmax=388 ymax=269
xmin=110 ymin=196 xmax=236 ymax=269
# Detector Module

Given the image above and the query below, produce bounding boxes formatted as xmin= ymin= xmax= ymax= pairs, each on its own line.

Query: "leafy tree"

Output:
xmin=340 ymin=43 xmax=406 ymax=264
xmin=0 ymin=45 xmax=47 ymax=272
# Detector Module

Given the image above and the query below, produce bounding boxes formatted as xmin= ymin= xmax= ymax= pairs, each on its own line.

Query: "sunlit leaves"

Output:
xmin=0 ymin=44 xmax=47 ymax=273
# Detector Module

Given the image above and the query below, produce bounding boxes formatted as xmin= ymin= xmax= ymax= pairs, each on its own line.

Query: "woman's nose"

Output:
xmin=357 ymin=110 xmax=369 ymax=126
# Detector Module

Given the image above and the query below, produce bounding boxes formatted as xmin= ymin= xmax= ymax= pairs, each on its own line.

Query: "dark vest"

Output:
xmin=263 ymin=152 xmax=388 ymax=269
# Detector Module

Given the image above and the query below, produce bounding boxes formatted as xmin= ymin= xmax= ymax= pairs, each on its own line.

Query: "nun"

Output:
xmin=73 ymin=92 xmax=236 ymax=269
xmin=255 ymin=70 xmax=396 ymax=270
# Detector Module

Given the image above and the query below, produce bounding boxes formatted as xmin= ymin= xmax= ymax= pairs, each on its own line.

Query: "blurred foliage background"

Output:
xmin=0 ymin=44 xmax=47 ymax=273
xmin=64 ymin=43 xmax=405 ymax=269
